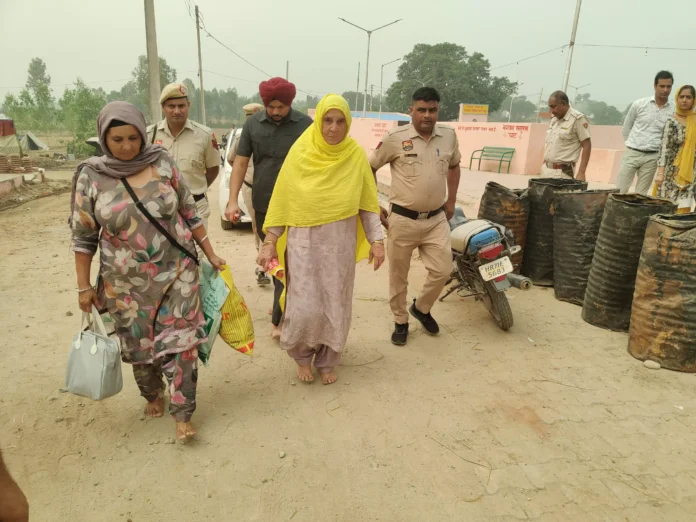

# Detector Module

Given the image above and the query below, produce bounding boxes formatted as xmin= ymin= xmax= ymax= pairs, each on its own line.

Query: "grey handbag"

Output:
xmin=65 ymin=305 xmax=123 ymax=401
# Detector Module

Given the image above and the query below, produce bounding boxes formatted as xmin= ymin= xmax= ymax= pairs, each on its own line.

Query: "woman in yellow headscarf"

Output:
xmin=258 ymin=94 xmax=385 ymax=385
xmin=654 ymin=85 xmax=696 ymax=212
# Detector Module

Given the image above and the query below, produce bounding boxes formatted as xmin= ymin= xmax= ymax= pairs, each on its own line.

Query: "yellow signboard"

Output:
xmin=461 ymin=104 xmax=489 ymax=115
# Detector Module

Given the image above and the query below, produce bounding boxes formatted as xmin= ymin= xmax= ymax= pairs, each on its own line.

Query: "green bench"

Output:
xmin=469 ymin=147 xmax=515 ymax=173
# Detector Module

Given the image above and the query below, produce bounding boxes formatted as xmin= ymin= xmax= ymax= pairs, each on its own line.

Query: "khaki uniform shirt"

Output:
xmin=147 ymin=119 xmax=219 ymax=195
xmin=544 ymin=107 xmax=591 ymax=164
xmin=226 ymin=129 xmax=254 ymax=184
xmin=369 ymin=123 xmax=462 ymax=212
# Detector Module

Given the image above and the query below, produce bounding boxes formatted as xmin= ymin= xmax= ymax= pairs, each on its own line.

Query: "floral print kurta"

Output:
xmin=71 ymin=152 xmax=206 ymax=365
xmin=657 ymin=117 xmax=696 ymax=206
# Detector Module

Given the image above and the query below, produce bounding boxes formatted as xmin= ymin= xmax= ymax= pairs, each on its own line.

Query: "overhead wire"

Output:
xmin=577 ymin=43 xmax=696 ymax=52
xmin=490 ymin=45 xmax=568 ymax=71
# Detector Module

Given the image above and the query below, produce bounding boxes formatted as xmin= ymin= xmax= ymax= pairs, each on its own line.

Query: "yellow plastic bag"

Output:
xmin=218 ymin=266 xmax=255 ymax=355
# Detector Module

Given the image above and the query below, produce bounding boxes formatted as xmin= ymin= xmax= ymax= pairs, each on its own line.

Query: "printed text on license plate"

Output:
xmin=478 ymin=257 xmax=513 ymax=281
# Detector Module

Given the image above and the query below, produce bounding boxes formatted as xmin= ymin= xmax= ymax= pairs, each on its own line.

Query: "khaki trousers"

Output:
xmin=616 ymin=148 xmax=659 ymax=195
xmin=241 ymin=184 xmax=260 ymax=250
xmin=387 ymin=211 xmax=452 ymax=324
xmin=195 ymin=196 xmax=210 ymax=231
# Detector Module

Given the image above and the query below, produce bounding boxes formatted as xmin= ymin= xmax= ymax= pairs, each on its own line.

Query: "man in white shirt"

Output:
xmin=616 ymin=71 xmax=674 ymax=194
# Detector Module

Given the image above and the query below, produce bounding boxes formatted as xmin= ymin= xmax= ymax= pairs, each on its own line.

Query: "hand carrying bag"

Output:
xmin=65 ymin=305 xmax=123 ymax=401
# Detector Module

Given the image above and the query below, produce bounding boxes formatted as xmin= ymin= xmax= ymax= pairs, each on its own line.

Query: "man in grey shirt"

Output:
xmin=616 ymin=70 xmax=674 ymax=194
xmin=224 ymin=77 xmax=312 ymax=338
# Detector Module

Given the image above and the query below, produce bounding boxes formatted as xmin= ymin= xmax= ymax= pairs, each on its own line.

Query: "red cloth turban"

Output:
xmin=259 ymin=77 xmax=297 ymax=107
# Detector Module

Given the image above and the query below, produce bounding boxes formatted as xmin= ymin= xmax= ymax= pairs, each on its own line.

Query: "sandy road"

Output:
xmin=1 ymin=179 xmax=696 ymax=521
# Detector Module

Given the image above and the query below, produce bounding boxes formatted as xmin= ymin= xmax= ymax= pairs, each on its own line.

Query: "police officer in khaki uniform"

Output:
xmin=147 ymin=83 xmax=220 ymax=226
xmin=370 ymin=87 xmax=462 ymax=346
xmin=542 ymin=90 xmax=592 ymax=181
xmin=227 ymin=102 xmax=269 ymax=285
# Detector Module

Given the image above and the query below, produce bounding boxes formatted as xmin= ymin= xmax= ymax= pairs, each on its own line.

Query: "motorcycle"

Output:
xmin=440 ymin=207 xmax=531 ymax=331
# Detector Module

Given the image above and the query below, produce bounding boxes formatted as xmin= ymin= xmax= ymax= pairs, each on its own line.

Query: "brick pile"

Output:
xmin=21 ymin=156 xmax=33 ymax=173
xmin=8 ymin=155 xmax=24 ymax=173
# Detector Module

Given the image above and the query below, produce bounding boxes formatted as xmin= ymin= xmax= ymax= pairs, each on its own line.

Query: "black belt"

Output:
xmin=627 ymin=146 xmax=659 ymax=154
xmin=193 ymin=193 xmax=207 ymax=202
xmin=391 ymin=204 xmax=444 ymax=220
xmin=243 ymin=181 xmax=253 ymax=189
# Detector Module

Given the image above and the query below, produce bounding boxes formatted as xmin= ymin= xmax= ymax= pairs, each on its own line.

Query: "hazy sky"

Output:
xmin=2 ymin=0 xmax=695 ymax=112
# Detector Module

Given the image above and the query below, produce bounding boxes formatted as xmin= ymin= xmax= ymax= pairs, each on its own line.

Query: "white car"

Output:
xmin=219 ymin=129 xmax=252 ymax=230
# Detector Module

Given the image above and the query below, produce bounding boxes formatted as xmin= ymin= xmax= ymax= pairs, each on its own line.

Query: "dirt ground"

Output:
xmin=3 ymin=179 xmax=696 ymax=521
xmin=0 ymin=178 xmax=71 ymax=212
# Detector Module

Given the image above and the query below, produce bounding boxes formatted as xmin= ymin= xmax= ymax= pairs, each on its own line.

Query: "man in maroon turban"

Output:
xmin=259 ymin=77 xmax=297 ymax=108
xmin=224 ymin=76 xmax=312 ymax=340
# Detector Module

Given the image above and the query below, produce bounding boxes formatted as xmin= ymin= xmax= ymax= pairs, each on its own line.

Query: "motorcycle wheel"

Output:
xmin=481 ymin=281 xmax=514 ymax=331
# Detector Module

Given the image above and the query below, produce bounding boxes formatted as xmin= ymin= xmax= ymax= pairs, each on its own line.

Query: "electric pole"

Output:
xmin=370 ymin=85 xmax=374 ymax=112
xmin=144 ymin=0 xmax=161 ymax=124
xmin=286 ymin=61 xmax=290 ymax=80
xmin=561 ymin=0 xmax=582 ymax=92
xmin=195 ymin=5 xmax=206 ymax=125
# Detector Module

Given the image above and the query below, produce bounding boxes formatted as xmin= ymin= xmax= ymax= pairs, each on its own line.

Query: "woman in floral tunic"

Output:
xmin=655 ymin=85 xmax=696 ymax=212
xmin=70 ymin=102 xmax=226 ymax=443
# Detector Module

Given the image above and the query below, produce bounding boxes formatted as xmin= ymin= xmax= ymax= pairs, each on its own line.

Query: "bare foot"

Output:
xmin=271 ymin=325 xmax=282 ymax=341
xmin=296 ymin=364 xmax=314 ymax=383
xmin=144 ymin=397 xmax=164 ymax=418
xmin=175 ymin=421 xmax=197 ymax=444
xmin=321 ymin=371 xmax=338 ymax=385
xmin=267 ymin=308 xmax=273 ymax=316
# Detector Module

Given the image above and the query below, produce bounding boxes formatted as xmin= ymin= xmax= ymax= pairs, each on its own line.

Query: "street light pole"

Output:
xmin=380 ymin=58 xmax=401 ymax=119
xmin=568 ymin=83 xmax=591 ymax=105
xmin=339 ymin=18 xmax=402 ymax=118
xmin=355 ymin=62 xmax=360 ymax=112
xmin=508 ymin=84 xmax=523 ymax=123
xmin=561 ymin=0 xmax=583 ymax=92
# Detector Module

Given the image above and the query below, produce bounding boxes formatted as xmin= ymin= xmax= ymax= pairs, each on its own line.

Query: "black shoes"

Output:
xmin=391 ymin=323 xmax=409 ymax=346
xmin=256 ymin=269 xmax=271 ymax=286
xmin=409 ymin=300 xmax=440 ymax=335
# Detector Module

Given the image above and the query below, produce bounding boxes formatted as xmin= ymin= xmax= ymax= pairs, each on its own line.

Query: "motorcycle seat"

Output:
xmin=450 ymin=219 xmax=497 ymax=253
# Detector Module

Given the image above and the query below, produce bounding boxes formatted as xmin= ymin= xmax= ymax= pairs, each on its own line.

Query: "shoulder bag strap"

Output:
xmin=121 ymin=178 xmax=199 ymax=265
xmin=151 ymin=125 xmax=158 ymax=144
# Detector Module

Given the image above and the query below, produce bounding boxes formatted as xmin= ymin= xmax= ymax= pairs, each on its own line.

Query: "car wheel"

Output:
xmin=221 ymin=217 xmax=236 ymax=230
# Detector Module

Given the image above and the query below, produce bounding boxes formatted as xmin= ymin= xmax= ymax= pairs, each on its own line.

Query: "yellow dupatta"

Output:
xmin=262 ymin=94 xmax=381 ymax=310
xmin=674 ymin=86 xmax=696 ymax=188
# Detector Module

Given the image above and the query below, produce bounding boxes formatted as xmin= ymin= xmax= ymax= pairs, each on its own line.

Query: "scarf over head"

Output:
xmin=674 ymin=86 xmax=696 ymax=188
xmin=258 ymin=77 xmax=296 ymax=107
xmin=69 ymin=101 xmax=165 ymax=226
xmin=262 ymin=94 xmax=381 ymax=311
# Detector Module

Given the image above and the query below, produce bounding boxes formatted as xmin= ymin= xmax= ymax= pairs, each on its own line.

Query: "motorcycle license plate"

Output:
xmin=478 ymin=257 xmax=513 ymax=281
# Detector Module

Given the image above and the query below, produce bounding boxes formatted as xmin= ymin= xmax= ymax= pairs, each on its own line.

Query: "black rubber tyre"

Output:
xmin=482 ymin=282 xmax=514 ymax=331
xmin=220 ymin=217 xmax=236 ymax=230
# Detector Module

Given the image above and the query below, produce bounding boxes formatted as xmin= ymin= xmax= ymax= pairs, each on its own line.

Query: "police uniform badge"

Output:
xmin=402 ymin=140 xmax=413 ymax=151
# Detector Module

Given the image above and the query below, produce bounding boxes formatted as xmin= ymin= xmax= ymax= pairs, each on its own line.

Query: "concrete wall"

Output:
xmin=347 ymin=117 xmax=626 ymax=184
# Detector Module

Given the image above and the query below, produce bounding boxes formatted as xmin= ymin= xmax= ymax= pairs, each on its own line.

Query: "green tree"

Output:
xmin=489 ymin=96 xmax=538 ymax=122
xmin=341 ymin=91 xmax=383 ymax=113
xmin=575 ymin=94 xmax=624 ymax=125
xmin=1 ymin=57 xmax=56 ymax=129
xmin=59 ymin=79 xmax=107 ymax=157
xmin=385 ymin=43 xmax=517 ymax=121
xmin=116 ymin=56 xmax=177 ymax=118
xmin=292 ymin=95 xmax=321 ymax=115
